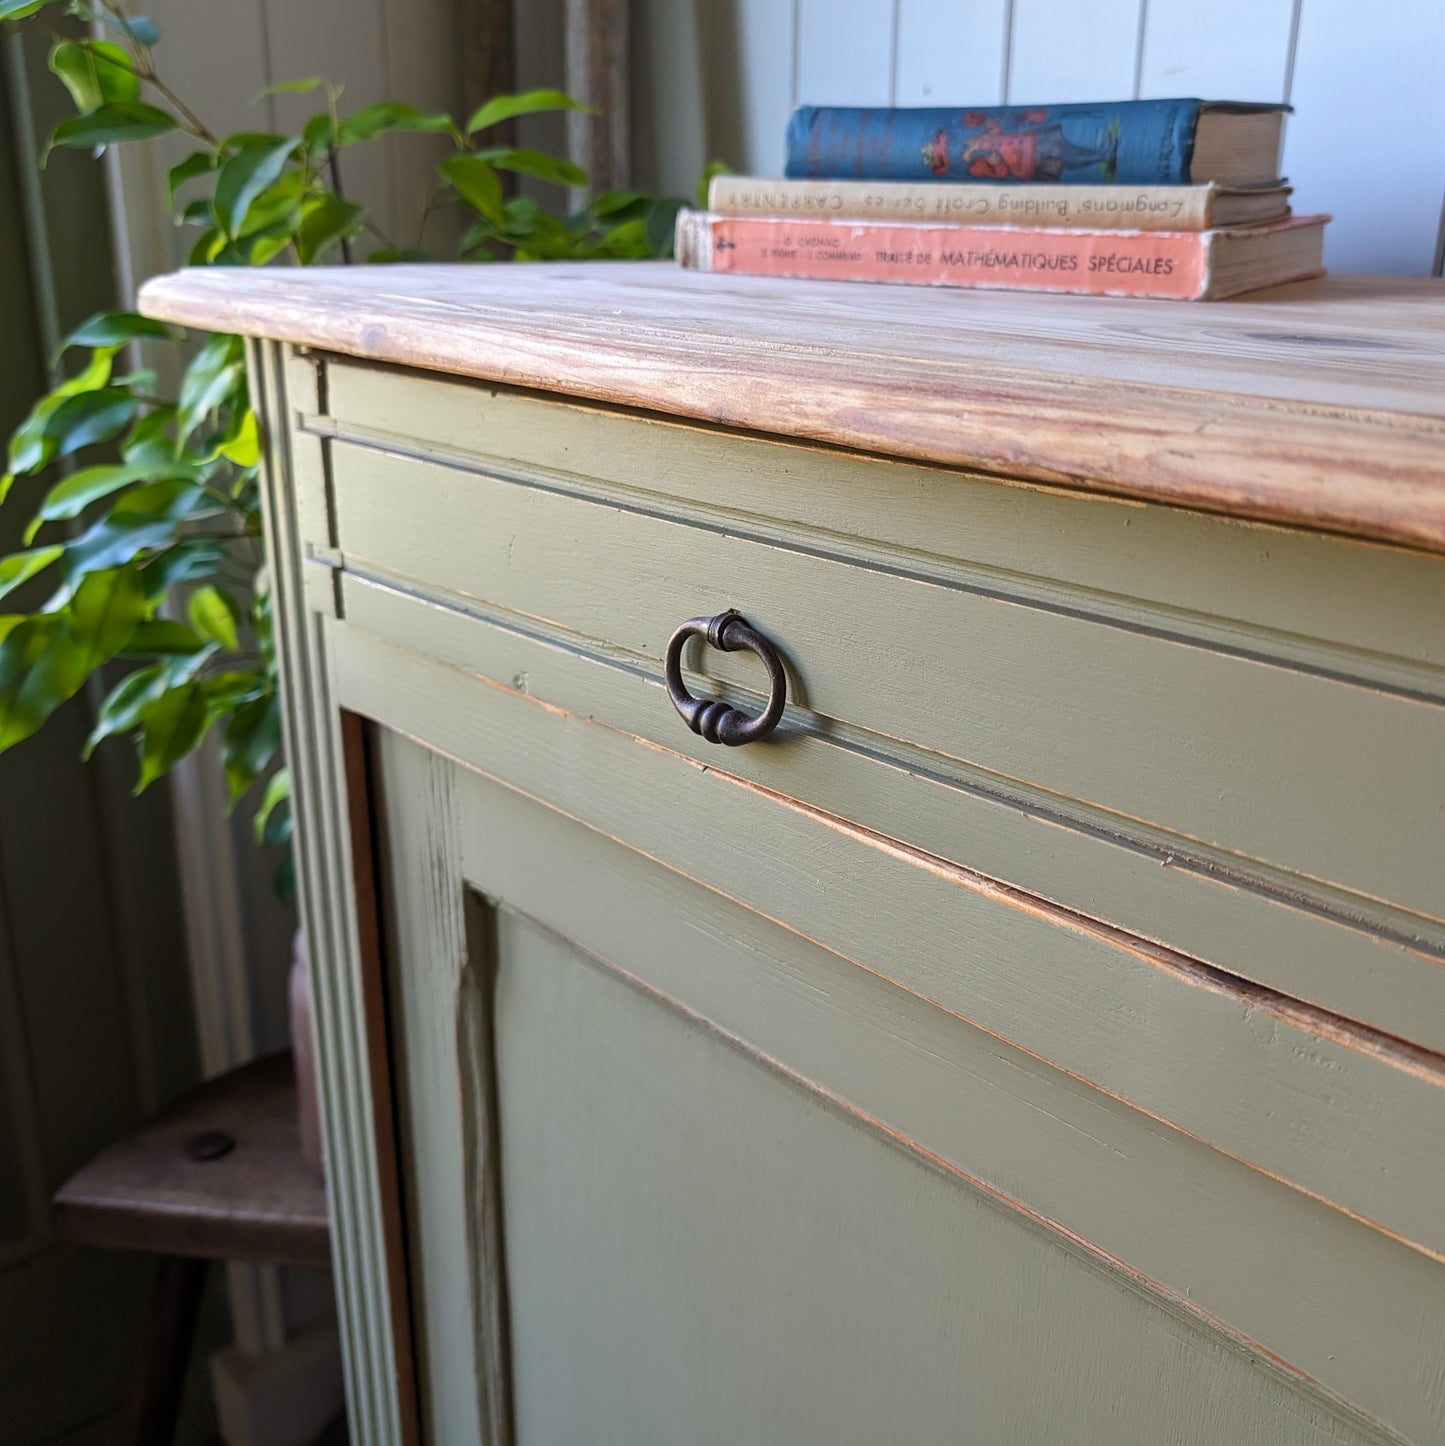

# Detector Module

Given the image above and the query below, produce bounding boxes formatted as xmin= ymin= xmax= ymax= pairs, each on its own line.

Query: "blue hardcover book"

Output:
xmin=784 ymin=100 xmax=1288 ymax=186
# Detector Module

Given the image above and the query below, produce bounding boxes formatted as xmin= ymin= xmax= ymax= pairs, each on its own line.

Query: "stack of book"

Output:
xmin=676 ymin=100 xmax=1327 ymax=301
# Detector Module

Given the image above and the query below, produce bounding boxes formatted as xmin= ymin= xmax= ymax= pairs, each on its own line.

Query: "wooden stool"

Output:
xmin=52 ymin=1050 xmax=331 ymax=1446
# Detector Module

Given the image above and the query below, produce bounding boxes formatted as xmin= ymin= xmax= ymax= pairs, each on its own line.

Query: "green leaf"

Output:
xmin=591 ymin=189 xmax=644 ymax=218
xmin=253 ymin=765 xmax=290 ymax=842
xmin=0 ymin=545 xmax=63 ymax=606
xmin=52 ymin=346 xmax=116 ymax=396
xmin=226 ymin=693 xmax=280 ymax=803
xmin=294 ymin=194 xmax=364 ymax=264
xmin=439 ymin=154 xmax=503 ymax=224
xmin=85 ymin=664 xmax=165 ymax=755
xmin=31 ymin=462 xmax=191 ymax=535
xmin=255 ymin=76 xmax=322 ymax=98
xmin=187 ymin=584 xmax=240 ymax=651
xmin=202 ymin=668 xmax=264 ymax=712
xmin=213 ymin=137 xmax=299 ymax=238
xmin=0 ymin=615 xmax=66 ymax=749
xmin=589 ymin=217 xmax=651 ymax=260
xmin=84 ymin=644 xmax=215 ymax=756
xmin=466 ymin=88 xmax=589 ymax=136
xmin=48 ymin=101 xmax=176 ymax=154
xmin=66 ymin=563 xmax=148 ymax=665
xmin=262 ymin=800 xmax=292 ymax=850
xmin=49 ymin=39 xmax=138 ymax=112
xmin=187 ymin=226 xmax=227 ymax=266
xmin=215 ymin=409 xmax=259 ymax=467
xmin=121 ymin=405 xmax=179 ymax=468
xmin=645 ymin=196 xmax=685 ymax=257
xmin=474 ymin=145 xmax=586 ymax=189
xmin=337 ymin=101 xmax=457 ymax=146
xmin=694 ymin=159 xmax=730 ymax=210
xmin=0 ymin=565 xmax=146 ymax=751
xmin=301 ymin=112 xmax=332 ymax=153
xmin=138 ymin=542 xmax=225 ymax=602
xmin=167 ymin=148 xmax=215 ymax=208
xmin=114 ymin=475 xmax=215 ymax=524
xmin=60 ymin=513 xmax=178 ymax=586
xmin=367 ymin=247 xmax=431 ymax=264
xmin=0 ymin=1 xmax=54 ymax=19
xmin=223 ymin=220 xmax=296 ymax=266
xmin=233 ymin=172 xmax=303 ymax=238
xmin=120 ymin=618 xmax=207 ymax=655
xmin=44 ymin=387 xmax=139 ymax=464
xmin=178 ymin=332 xmax=244 ymax=437
xmin=135 ymin=679 xmax=208 ymax=791
xmin=7 ymin=348 xmax=115 ymax=476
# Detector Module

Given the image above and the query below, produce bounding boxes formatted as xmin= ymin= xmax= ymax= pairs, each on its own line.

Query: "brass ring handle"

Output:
xmin=664 ymin=610 xmax=787 ymax=746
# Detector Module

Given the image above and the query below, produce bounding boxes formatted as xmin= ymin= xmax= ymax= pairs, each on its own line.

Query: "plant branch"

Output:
xmin=326 ymin=145 xmax=355 ymax=265
xmin=95 ymin=0 xmax=219 ymax=145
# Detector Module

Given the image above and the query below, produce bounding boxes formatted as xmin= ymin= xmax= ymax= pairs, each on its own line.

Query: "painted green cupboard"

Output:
xmin=141 ymin=263 xmax=1445 ymax=1445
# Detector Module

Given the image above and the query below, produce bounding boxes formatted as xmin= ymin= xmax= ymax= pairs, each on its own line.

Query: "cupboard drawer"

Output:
xmin=295 ymin=358 xmax=1445 ymax=1055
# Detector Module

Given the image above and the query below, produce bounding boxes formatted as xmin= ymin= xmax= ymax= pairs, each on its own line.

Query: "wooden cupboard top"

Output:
xmin=138 ymin=262 xmax=1445 ymax=553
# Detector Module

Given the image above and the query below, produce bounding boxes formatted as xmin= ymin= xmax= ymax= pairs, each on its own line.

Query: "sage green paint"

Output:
xmin=337 ymin=626 xmax=1445 ymax=1267
xmin=374 ymin=728 xmax=1419 ymax=1445
xmin=259 ymin=340 xmax=1445 ymax=1446
xmin=325 ymin=439 xmax=1445 ymax=922
xmin=318 ymin=359 xmax=1445 ymax=683
xmin=337 ymin=572 xmax=1445 ymax=1055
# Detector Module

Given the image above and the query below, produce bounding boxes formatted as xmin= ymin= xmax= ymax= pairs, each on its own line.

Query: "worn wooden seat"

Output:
xmin=52 ymin=1049 xmax=331 ymax=1445
xmin=54 ymin=1049 xmax=330 ymax=1267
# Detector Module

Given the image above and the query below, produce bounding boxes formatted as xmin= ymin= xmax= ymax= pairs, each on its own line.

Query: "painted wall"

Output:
xmin=109 ymin=0 xmax=461 ymax=292
xmin=632 ymin=0 xmax=1445 ymax=276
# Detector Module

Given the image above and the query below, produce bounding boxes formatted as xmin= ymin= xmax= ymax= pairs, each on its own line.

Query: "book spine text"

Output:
xmin=675 ymin=212 xmax=1211 ymax=300
xmin=708 ymin=176 xmax=1215 ymax=230
xmin=784 ymin=101 xmax=1200 ymax=185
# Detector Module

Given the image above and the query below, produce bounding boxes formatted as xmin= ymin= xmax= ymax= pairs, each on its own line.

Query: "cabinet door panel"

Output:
xmin=372 ymin=728 xmax=1410 ymax=1446
xmin=343 ymin=626 xmax=1445 ymax=1267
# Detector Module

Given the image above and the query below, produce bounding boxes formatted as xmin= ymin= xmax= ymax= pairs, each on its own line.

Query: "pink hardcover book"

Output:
xmin=675 ymin=210 xmax=1326 ymax=301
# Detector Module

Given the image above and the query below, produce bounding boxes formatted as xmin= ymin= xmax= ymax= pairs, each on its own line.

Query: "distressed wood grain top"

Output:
xmin=139 ymin=261 xmax=1445 ymax=552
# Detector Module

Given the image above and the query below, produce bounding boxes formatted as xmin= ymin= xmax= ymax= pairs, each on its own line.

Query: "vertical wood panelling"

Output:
xmin=383 ymin=0 xmax=461 ymax=252
xmin=629 ymin=0 xmax=706 ymax=196
xmin=252 ymin=342 xmax=404 ymax=1446
xmin=513 ymin=0 xmax=572 ymax=211
xmin=894 ymin=0 xmax=1011 ymax=105
xmin=697 ymin=0 xmax=795 ymax=177
xmin=1137 ymin=0 xmax=1295 ymax=100
xmin=1005 ymin=0 xmax=1142 ymax=101
xmin=666 ymin=1 xmax=1445 ymax=273
xmin=1285 ymin=0 xmax=1445 ymax=274
xmin=794 ymin=0 xmax=897 ymax=105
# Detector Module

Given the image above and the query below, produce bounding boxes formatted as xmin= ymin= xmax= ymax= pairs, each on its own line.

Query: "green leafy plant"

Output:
xmin=0 ymin=0 xmax=688 ymax=892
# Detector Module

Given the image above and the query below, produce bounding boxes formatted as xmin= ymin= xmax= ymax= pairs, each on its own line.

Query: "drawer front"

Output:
xmin=340 ymin=626 xmax=1445 ymax=1446
xmin=294 ymin=356 xmax=1445 ymax=1056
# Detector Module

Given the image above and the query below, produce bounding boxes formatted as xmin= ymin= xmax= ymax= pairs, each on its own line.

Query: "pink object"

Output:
xmin=289 ymin=928 xmax=325 ymax=1176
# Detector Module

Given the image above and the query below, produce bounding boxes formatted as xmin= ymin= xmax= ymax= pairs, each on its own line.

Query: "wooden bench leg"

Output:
xmin=130 ymin=1255 xmax=207 ymax=1446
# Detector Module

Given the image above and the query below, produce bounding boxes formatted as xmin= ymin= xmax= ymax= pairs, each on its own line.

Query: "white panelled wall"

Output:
xmin=633 ymin=0 xmax=1445 ymax=275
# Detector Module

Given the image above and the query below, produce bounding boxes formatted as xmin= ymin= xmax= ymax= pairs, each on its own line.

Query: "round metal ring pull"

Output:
xmin=664 ymin=610 xmax=787 ymax=746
